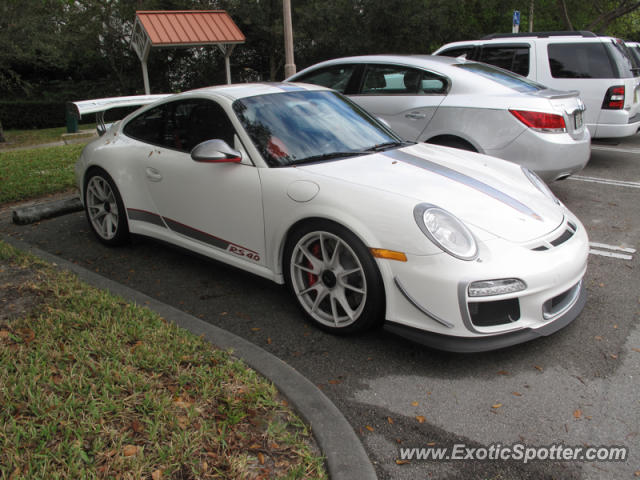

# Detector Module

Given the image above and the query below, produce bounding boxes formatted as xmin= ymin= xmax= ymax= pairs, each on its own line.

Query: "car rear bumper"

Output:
xmin=485 ymin=128 xmax=591 ymax=182
xmin=591 ymin=110 xmax=640 ymax=138
xmin=590 ymin=119 xmax=640 ymax=138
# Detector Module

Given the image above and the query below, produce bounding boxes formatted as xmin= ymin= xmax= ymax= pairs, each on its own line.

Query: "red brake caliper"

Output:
xmin=307 ymin=242 xmax=321 ymax=287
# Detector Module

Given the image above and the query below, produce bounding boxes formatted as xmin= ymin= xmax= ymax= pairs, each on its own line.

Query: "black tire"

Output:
xmin=427 ymin=136 xmax=477 ymax=152
xmin=283 ymin=220 xmax=385 ymax=334
xmin=83 ymin=168 xmax=129 ymax=246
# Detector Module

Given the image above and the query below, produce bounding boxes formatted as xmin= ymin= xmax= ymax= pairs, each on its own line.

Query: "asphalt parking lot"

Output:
xmin=1 ymin=136 xmax=638 ymax=479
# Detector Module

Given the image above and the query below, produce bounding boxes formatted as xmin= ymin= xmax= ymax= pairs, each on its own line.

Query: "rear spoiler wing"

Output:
xmin=67 ymin=94 xmax=171 ymax=136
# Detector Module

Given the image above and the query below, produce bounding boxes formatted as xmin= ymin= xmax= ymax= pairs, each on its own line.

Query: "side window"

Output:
xmin=478 ymin=46 xmax=530 ymax=76
xmin=179 ymin=100 xmax=235 ymax=152
xmin=295 ymin=65 xmax=356 ymax=93
xmin=438 ymin=46 xmax=474 ymax=59
xmin=123 ymin=105 xmax=167 ymax=146
xmin=548 ymin=43 xmax=615 ymax=79
xmin=123 ymin=99 xmax=236 ymax=152
xmin=360 ymin=65 xmax=446 ymax=95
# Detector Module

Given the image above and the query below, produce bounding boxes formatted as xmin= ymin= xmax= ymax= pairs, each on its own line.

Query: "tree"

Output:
xmin=555 ymin=0 xmax=640 ymax=32
xmin=0 ymin=120 xmax=5 ymax=143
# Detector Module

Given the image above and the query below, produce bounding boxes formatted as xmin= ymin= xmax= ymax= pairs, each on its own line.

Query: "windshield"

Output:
xmin=454 ymin=62 xmax=546 ymax=93
xmin=232 ymin=90 xmax=402 ymax=167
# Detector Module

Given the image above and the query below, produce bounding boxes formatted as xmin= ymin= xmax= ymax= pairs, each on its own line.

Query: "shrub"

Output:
xmin=0 ymin=101 xmax=68 ymax=129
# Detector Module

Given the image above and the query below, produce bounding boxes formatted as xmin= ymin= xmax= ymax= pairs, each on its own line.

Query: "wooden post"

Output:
xmin=283 ymin=0 xmax=296 ymax=78
xmin=529 ymin=0 xmax=534 ymax=32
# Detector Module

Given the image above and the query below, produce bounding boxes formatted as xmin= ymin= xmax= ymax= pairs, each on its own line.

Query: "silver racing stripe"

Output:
xmin=273 ymin=83 xmax=307 ymax=92
xmin=383 ymin=149 xmax=541 ymax=220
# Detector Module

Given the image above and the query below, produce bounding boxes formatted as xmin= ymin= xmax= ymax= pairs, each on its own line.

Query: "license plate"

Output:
xmin=574 ymin=111 xmax=583 ymax=129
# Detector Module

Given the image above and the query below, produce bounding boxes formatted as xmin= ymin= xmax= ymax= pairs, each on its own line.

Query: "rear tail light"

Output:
xmin=602 ymin=85 xmax=625 ymax=109
xmin=509 ymin=109 xmax=566 ymax=133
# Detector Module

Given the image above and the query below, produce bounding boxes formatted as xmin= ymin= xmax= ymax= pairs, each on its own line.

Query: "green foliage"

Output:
xmin=0 ymin=144 xmax=83 ymax=203
xmin=1 ymin=0 xmax=639 ymax=101
xmin=0 ymin=241 xmax=326 ymax=478
xmin=0 ymin=101 xmax=67 ymax=130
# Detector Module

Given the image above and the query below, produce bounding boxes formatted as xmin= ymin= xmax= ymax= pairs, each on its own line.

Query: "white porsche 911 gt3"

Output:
xmin=74 ymin=83 xmax=588 ymax=352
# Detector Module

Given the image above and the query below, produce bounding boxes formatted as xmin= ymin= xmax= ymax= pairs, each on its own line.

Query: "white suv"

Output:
xmin=434 ymin=32 xmax=640 ymax=138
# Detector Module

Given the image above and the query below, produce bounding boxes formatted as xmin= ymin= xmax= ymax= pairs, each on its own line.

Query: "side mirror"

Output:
xmin=191 ymin=139 xmax=242 ymax=163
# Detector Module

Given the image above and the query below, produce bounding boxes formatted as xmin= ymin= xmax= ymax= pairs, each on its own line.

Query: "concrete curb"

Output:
xmin=1 ymin=233 xmax=377 ymax=480
xmin=12 ymin=196 xmax=83 ymax=225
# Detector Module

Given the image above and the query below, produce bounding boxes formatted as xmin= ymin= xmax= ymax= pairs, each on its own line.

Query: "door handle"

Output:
xmin=405 ymin=112 xmax=426 ymax=119
xmin=145 ymin=167 xmax=162 ymax=182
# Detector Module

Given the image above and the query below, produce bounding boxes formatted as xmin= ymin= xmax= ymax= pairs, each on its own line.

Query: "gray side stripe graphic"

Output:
xmin=127 ymin=208 xmax=166 ymax=227
xmin=127 ymin=208 xmax=258 ymax=255
xmin=383 ymin=149 xmax=541 ymax=220
xmin=163 ymin=218 xmax=230 ymax=251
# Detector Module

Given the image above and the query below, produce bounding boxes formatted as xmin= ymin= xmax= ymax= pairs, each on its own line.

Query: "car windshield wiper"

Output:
xmin=293 ymin=151 xmax=363 ymax=164
xmin=361 ymin=141 xmax=413 ymax=153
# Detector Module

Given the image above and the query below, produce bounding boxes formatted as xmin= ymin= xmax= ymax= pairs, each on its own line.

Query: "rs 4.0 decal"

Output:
xmin=228 ymin=245 xmax=260 ymax=262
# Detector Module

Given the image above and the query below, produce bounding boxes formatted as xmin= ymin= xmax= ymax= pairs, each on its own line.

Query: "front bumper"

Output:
xmin=385 ymin=281 xmax=586 ymax=353
xmin=378 ymin=215 xmax=589 ymax=352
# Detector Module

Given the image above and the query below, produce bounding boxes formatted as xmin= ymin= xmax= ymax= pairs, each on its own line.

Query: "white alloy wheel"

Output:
xmin=84 ymin=171 xmax=129 ymax=245
xmin=285 ymin=222 xmax=384 ymax=333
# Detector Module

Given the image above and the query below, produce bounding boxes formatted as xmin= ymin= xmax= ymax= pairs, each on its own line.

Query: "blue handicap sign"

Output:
xmin=513 ymin=10 xmax=520 ymax=26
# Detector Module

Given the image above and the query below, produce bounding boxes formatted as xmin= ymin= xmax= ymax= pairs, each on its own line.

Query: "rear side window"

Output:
xmin=548 ymin=43 xmax=616 ymax=78
xmin=454 ymin=62 xmax=545 ymax=93
xmin=295 ymin=65 xmax=356 ymax=93
xmin=360 ymin=64 xmax=447 ymax=95
xmin=123 ymin=105 xmax=167 ymax=146
xmin=123 ymin=99 xmax=235 ymax=152
xmin=478 ymin=46 xmax=530 ymax=76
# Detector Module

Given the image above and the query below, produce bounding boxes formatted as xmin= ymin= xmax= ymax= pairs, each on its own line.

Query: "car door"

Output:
xmin=349 ymin=64 xmax=447 ymax=141
xmin=128 ymin=98 xmax=266 ymax=265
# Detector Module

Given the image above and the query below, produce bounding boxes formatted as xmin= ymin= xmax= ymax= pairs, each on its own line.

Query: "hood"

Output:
xmin=298 ymin=143 xmax=564 ymax=243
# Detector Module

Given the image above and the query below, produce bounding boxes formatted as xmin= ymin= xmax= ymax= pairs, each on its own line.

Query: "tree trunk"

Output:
xmin=0 ymin=120 xmax=5 ymax=143
xmin=557 ymin=0 xmax=574 ymax=30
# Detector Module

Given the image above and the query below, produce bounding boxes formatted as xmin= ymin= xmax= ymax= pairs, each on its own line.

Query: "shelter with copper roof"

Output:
xmin=131 ymin=10 xmax=245 ymax=94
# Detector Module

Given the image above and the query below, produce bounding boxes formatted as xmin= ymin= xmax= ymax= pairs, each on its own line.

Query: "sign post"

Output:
xmin=512 ymin=10 xmax=521 ymax=33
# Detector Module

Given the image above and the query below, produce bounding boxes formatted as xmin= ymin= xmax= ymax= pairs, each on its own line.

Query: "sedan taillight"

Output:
xmin=602 ymin=85 xmax=625 ymax=109
xmin=509 ymin=110 xmax=566 ymax=133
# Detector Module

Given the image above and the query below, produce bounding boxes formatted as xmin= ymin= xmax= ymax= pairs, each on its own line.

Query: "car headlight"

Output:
xmin=522 ymin=167 xmax=560 ymax=205
xmin=413 ymin=203 xmax=478 ymax=260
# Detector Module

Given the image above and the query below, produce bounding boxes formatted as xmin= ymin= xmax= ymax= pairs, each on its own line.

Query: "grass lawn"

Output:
xmin=0 ymin=240 xmax=326 ymax=479
xmin=0 ymin=144 xmax=83 ymax=204
xmin=0 ymin=124 xmax=95 ymax=150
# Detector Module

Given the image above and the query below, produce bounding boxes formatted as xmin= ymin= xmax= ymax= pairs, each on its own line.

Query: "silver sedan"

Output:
xmin=287 ymin=55 xmax=590 ymax=182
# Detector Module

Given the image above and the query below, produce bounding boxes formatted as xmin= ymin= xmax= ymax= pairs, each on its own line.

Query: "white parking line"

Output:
xmin=569 ymin=175 xmax=640 ymax=189
xmin=589 ymin=249 xmax=633 ymax=260
xmin=589 ymin=242 xmax=636 ymax=254
xmin=591 ymin=144 xmax=640 ymax=155
xmin=588 ymin=242 xmax=635 ymax=261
